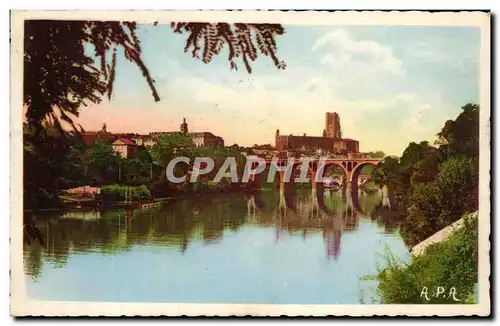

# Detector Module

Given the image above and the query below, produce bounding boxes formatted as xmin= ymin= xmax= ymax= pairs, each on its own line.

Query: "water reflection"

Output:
xmin=245 ymin=185 xmax=393 ymax=260
xmin=24 ymin=186 xmax=401 ymax=280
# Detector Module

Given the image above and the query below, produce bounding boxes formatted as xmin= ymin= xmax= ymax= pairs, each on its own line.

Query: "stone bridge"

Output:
xmin=245 ymin=183 xmax=386 ymax=229
xmin=248 ymin=157 xmax=382 ymax=193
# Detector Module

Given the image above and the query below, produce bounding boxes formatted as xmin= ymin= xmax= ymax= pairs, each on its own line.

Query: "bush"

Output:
xmin=401 ymin=156 xmax=479 ymax=246
xmin=374 ymin=213 xmax=478 ymax=304
xmin=101 ymin=184 xmax=152 ymax=201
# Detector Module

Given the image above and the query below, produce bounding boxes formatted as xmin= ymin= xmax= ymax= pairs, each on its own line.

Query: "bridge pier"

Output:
xmin=310 ymin=187 xmax=319 ymax=219
xmin=278 ymin=170 xmax=287 ymax=216
xmin=247 ymin=164 xmax=262 ymax=190
xmin=278 ymin=192 xmax=287 ymax=219
xmin=309 ymin=167 xmax=319 ymax=191
xmin=265 ymin=157 xmax=382 ymax=199
xmin=247 ymin=196 xmax=257 ymax=218
xmin=349 ymin=180 xmax=358 ymax=194
xmin=344 ymin=185 xmax=354 ymax=211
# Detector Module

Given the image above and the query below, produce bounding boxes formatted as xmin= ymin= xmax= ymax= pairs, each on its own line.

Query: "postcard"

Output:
xmin=10 ymin=10 xmax=491 ymax=316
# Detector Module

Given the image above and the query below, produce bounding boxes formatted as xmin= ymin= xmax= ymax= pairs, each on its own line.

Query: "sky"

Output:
xmin=78 ymin=24 xmax=480 ymax=156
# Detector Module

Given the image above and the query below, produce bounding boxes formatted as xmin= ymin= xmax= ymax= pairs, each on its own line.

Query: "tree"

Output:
xmin=437 ymin=103 xmax=479 ymax=158
xmin=24 ymin=129 xmax=73 ymax=209
xmin=434 ymin=156 xmax=479 ymax=225
xmin=370 ymin=156 xmax=409 ymax=208
xmin=119 ymin=147 xmax=155 ymax=185
xmin=86 ymin=140 xmax=121 ymax=184
xmin=24 ymin=21 xmax=151 ymax=136
xmin=192 ymin=146 xmax=246 ymax=182
xmin=400 ymin=141 xmax=436 ymax=169
xmin=22 ymin=19 xmax=287 ymax=244
xmin=24 ymin=20 xmax=286 ymax=136
xmin=136 ymin=145 xmax=153 ymax=164
xmin=150 ymin=134 xmax=195 ymax=168
xmin=401 ymin=156 xmax=479 ymax=245
xmin=410 ymin=150 xmax=443 ymax=185
xmin=367 ymin=151 xmax=386 ymax=158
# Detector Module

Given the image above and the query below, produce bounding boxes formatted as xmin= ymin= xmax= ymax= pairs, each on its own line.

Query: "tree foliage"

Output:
xmin=366 ymin=151 xmax=386 ymax=158
xmin=403 ymin=156 xmax=478 ymax=245
xmin=171 ymin=22 xmax=286 ymax=73
xmin=24 ymin=20 xmax=286 ymax=136
xmin=150 ymin=134 xmax=195 ymax=168
xmin=371 ymin=103 xmax=480 ymax=246
xmin=24 ymin=20 xmax=159 ymax=136
xmin=24 ymin=127 xmax=73 ymax=209
xmin=23 ymin=19 xmax=285 ymax=210
xmin=150 ymin=133 xmax=246 ymax=186
xmin=100 ymin=184 xmax=152 ymax=201
xmin=437 ymin=103 xmax=479 ymax=158
xmin=85 ymin=140 xmax=121 ymax=184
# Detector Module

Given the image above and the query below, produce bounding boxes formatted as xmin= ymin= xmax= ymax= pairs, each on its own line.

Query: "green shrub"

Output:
xmin=374 ymin=213 xmax=478 ymax=304
xmin=401 ymin=156 xmax=478 ymax=246
xmin=101 ymin=184 xmax=152 ymax=201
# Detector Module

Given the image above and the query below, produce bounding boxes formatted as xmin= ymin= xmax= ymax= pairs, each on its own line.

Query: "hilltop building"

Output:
xmin=81 ymin=123 xmax=115 ymax=147
xmin=275 ymin=112 xmax=359 ymax=155
xmin=81 ymin=118 xmax=225 ymax=154
xmin=189 ymin=132 xmax=224 ymax=148
xmin=325 ymin=112 xmax=342 ymax=138
xmin=134 ymin=118 xmax=225 ymax=148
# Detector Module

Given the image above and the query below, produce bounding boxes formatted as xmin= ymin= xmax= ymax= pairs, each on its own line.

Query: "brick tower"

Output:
xmin=325 ymin=112 xmax=342 ymax=139
xmin=180 ymin=118 xmax=188 ymax=135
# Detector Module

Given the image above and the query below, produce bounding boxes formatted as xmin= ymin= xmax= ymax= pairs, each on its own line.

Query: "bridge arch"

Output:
xmin=349 ymin=161 xmax=380 ymax=186
xmin=324 ymin=161 xmax=349 ymax=178
xmin=314 ymin=161 xmax=349 ymax=188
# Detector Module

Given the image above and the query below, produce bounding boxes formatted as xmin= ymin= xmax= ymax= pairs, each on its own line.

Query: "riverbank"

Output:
xmin=410 ymin=212 xmax=476 ymax=256
xmin=25 ymin=184 xmax=258 ymax=214
xmin=373 ymin=212 xmax=478 ymax=304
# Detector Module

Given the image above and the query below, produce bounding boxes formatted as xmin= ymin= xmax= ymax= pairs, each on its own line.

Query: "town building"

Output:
xmin=81 ymin=123 xmax=115 ymax=147
xmin=130 ymin=135 xmax=156 ymax=147
xmin=189 ymin=132 xmax=225 ymax=148
xmin=147 ymin=118 xmax=224 ymax=148
xmin=112 ymin=138 xmax=137 ymax=159
xmin=275 ymin=112 xmax=359 ymax=155
xmin=82 ymin=119 xmax=224 ymax=150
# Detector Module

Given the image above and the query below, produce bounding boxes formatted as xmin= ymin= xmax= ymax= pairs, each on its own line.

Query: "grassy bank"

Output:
xmin=370 ymin=212 xmax=478 ymax=304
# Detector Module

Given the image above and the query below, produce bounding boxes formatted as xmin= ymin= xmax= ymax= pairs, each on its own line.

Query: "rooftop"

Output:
xmin=113 ymin=138 xmax=136 ymax=146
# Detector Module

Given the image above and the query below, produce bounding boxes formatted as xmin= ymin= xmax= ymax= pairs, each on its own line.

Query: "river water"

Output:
xmin=23 ymin=187 xmax=410 ymax=304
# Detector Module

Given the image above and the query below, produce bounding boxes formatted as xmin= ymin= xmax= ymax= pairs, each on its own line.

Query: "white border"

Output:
xmin=9 ymin=10 xmax=491 ymax=317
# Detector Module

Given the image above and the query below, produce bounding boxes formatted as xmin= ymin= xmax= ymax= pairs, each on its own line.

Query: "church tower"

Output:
xmin=325 ymin=112 xmax=342 ymax=139
xmin=334 ymin=114 xmax=342 ymax=139
xmin=180 ymin=118 xmax=188 ymax=135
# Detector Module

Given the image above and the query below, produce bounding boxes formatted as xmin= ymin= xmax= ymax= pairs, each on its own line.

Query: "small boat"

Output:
xmin=138 ymin=201 xmax=162 ymax=209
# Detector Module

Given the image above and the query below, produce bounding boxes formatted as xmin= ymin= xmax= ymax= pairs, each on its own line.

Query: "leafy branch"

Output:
xmin=171 ymin=22 xmax=286 ymax=73
xmin=24 ymin=20 xmax=286 ymax=137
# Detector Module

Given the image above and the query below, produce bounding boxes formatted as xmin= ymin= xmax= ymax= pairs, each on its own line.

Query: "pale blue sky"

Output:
xmin=80 ymin=24 xmax=480 ymax=155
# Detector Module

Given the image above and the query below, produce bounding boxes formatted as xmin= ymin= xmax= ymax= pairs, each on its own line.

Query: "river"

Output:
xmin=23 ymin=187 xmax=410 ymax=304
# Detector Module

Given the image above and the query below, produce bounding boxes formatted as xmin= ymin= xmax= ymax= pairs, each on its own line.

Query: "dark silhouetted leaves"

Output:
xmin=25 ymin=20 xmax=286 ymax=136
xmin=171 ymin=22 xmax=286 ymax=73
xmin=24 ymin=20 xmax=159 ymax=136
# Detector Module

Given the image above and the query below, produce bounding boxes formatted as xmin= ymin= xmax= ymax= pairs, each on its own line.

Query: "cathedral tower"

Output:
xmin=325 ymin=112 xmax=342 ymax=139
xmin=180 ymin=118 xmax=188 ymax=135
